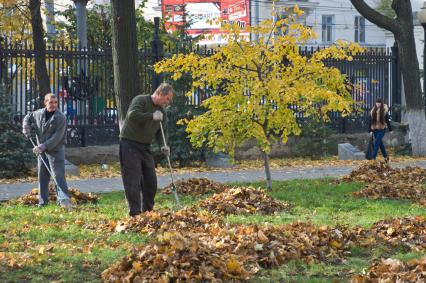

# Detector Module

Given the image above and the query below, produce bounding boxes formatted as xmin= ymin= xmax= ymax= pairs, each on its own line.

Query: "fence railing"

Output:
xmin=0 ymin=34 xmax=401 ymax=147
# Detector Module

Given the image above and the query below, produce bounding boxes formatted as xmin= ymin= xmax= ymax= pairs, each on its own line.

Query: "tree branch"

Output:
xmin=231 ymin=64 xmax=257 ymax=73
xmin=265 ymin=21 xmax=277 ymax=47
xmin=350 ymin=0 xmax=401 ymax=35
xmin=234 ymin=38 xmax=260 ymax=71
xmin=251 ymin=116 xmax=263 ymax=127
xmin=14 ymin=4 xmax=31 ymax=21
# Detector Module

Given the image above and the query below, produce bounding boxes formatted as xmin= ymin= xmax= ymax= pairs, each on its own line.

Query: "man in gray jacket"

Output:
xmin=22 ymin=93 xmax=72 ymax=208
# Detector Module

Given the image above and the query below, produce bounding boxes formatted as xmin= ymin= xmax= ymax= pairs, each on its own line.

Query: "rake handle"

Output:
xmin=159 ymin=122 xmax=181 ymax=208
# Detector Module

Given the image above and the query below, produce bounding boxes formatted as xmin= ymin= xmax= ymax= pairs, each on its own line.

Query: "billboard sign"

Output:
xmin=162 ymin=0 xmax=250 ymax=45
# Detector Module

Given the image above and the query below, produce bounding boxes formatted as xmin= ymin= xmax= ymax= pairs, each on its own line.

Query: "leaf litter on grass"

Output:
xmin=100 ymin=173 xmax=426 ymax=282
xmin=100 ymin=186 xmax=288 ymax=234
xmin=4 ymin=172 xmax=426 ymax=282
xmin=343 ymin=162 xmax=426 ymax=207
xmin=102 ymin=222 xmax=369 ymax=282
xmin=102 ymin=215 xmax=426 ymax=282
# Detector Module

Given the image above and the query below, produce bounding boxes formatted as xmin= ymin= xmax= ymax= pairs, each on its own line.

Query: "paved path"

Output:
xmin=1 ymin=160 xmax=426 ymax=201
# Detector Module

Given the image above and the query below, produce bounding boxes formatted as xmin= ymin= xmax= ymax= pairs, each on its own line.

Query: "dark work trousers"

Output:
xmin=38 ymin=148 xmax=70 ymax=205
xmin=119 ymin=139 xmax=157 ymax=216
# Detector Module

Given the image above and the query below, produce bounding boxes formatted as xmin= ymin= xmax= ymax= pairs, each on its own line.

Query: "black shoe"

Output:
xmin=384 ymin=157 xmax=389 ymax=163
xmin=37 ymin=203 xmax=48 ymax=208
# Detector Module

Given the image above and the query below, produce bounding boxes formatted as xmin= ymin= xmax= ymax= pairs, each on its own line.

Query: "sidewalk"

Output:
xmin=1 ymin=160 xmax=426 ymax=201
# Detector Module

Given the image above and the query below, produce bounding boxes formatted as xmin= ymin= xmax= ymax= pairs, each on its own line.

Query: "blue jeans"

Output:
xmin=372 ymin=129 xmax=388 ymax=159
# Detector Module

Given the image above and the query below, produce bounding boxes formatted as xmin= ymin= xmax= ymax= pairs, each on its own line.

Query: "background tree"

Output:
xmin=0 ymin=0 xmax=50 ymax=106
xmin=111 ymin=0 xmax=140 ymax=127
xmin=156 ymin=7 xmax=363 ymax=190
xmin=29 ymin=0 xmax=50 ymax=107
xmin=0 ymin=0 xmax=32 ymax=41
xmin=56 ymin=3 xmax=160 ymax=49
xmin=55 ymin=3 xmax=112 ymax=49
xmin=350 ymin=0 xmax=426 ymax=156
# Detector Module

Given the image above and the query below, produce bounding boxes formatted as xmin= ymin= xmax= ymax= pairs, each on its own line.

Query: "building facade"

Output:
xmin=252 ymin=0 xmax=388 ymax=47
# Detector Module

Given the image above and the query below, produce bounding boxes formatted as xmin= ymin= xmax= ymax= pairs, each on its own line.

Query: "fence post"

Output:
xmin=391 ymin=42 xmax=401 ymax=122
xmin=341 ymin=116 xmax=346 ymax=134
xmin=151 ymin=17 xmax=163 ymax=93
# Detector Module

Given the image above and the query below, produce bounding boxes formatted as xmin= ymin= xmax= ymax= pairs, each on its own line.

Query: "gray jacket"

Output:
xmin=23 ymin=108 xmax=67 ymax=153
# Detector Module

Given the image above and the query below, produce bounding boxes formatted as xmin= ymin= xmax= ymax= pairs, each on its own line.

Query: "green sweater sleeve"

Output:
xmin=127 ymin=96 xmax=153 ymax=122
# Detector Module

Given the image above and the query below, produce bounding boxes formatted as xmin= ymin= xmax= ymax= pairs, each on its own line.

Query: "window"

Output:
xmin=322 ymin=15 xmax=333 ymax=43
xmin=355 ymin=16 xmax=365 ymax=43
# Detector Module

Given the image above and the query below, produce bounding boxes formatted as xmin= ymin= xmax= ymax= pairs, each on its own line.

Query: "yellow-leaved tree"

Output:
xmin=155 ymin=6 xmax=363 ymax=190
xmin=0 ymin=0 xmax=31 ymax=42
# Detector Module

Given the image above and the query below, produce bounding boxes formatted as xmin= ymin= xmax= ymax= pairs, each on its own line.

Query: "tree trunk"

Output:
xmin=350 ymin=0 xmax=426 ymax=156
xmin=29 ymin=0 xmax=51 ymax=108
xmin=404 ymin=109 xmax=426 ymax=156
xmin=396 ymin=29 xmax=426 ymax=155
xmin=111 ymin=0 xmax=140 ymax=129
xmin=263 ymin=151 xmax=272 ymax=191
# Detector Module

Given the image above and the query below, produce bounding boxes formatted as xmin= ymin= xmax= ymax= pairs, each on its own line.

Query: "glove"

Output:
xmin=22 ymin=125 xmax=30 ymax=138
xmin=33 ymin=144 xmax=46 ymax=155
xmin=369 ymin=132 xmax=373 ymax=136
xmin=153 ymin=110 xmax=163 ymax=121
xmin=161 ymin=146 xmax=170 ymax=157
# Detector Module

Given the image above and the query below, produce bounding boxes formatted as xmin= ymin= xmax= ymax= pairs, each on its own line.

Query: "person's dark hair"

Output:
xmin=155 ymin=83 xmax=174 ymax=96
xmin=372 ymin=97 xmax=385 ymax=124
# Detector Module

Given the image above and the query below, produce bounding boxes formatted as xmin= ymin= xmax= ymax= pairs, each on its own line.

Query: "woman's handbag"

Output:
xmin=365 ymin=134 xmax=374 ymax=160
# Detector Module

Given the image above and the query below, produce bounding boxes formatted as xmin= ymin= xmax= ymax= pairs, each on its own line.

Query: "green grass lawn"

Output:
xmin=0 ymin=179 xmax=425 ymax=282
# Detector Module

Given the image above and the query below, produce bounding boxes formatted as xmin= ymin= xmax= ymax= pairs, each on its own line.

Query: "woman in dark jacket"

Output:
xmin=369 ymin=98 xmax=392 ymax=162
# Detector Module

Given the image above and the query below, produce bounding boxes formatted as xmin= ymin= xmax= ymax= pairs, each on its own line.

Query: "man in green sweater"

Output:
xmin=119 ymin=83 xmax=174 ymax=217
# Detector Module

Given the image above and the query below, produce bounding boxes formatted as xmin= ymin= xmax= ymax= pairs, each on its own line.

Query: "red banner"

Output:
xmin=162 ymin=0 xmax=250 ymax=44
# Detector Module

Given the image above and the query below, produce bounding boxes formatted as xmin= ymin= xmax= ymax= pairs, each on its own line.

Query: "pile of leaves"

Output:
xmin=344 ymin=162 xmax=426 ymax=184
xmin=102 ymin=230 xmax=258 ymax=282
xmin=112 ymin=209 xmax=223 ymax=234
xmin=162 ymin=178 xmax=230 ymax=196
xmin=342 ymin=162 xmax=394 ymax=183
xmin=343 ymin=163 xmax=426 ymax=206
xmin=353 ymin=182 xmax=426 ymax=207
xmin=351 ymin=257 xmax=426 ymax=283
xmin=194 ymin=186 xmax=291 ymax=215
xmin=102 ymin=222 xmax=362 ymax=282
xmin=12 ymin=186 xmax=99 ymax=205
xmin=369 ymin=216 xmax=426 ymax=251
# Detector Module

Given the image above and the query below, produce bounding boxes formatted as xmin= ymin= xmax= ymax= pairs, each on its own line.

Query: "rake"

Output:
xmin=159 ymin=122 xmax=182 ymax=209
xmin=28 ymin=135 xmax=64 ymax=197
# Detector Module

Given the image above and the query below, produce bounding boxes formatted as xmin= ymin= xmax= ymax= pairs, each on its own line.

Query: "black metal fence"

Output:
xmin=298 ymin=45 xmax=401 ymax=133
xmin=0 ymin=34 xmax=401 ymax=147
